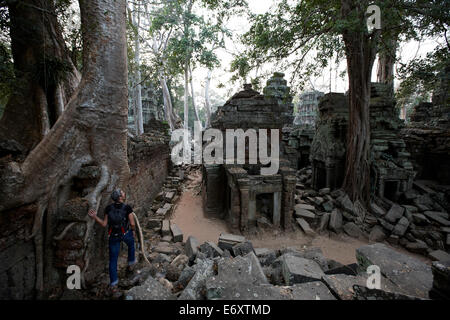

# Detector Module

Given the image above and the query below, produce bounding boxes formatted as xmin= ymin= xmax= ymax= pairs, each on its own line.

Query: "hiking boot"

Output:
xmin=126 ymin=262 xmax=137 ymax=273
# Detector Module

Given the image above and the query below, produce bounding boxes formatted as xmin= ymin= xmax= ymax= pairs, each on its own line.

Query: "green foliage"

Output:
xmin=233 ymin=0 xmax=449 ymax=92
xmin=396 ymin=46 xmax=449 ymax=106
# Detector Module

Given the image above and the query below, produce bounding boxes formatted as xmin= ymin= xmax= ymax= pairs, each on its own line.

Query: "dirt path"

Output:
xmin=171 ymin=169 xmax=430 ymax=266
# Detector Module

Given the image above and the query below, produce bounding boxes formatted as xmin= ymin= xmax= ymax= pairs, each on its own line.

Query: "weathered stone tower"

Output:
xmin=202 ymin=73 xmax=296 ymax=233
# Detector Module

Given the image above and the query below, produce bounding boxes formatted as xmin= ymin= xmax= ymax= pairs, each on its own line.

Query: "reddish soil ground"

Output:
xmin=171 ymin=169 xmax=431 ymax=265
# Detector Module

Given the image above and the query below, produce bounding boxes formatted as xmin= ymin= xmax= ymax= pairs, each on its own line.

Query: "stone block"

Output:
xmin=218 ymin=233 xmax=246 ymax=251
xmin=161 ymin=219 xmax=170 ymax=237
xmin=392 ymin=217 xmax=410 ymax=237
xmin=170 ymin=223 xmax=183 ymax=242
xmin=429 ymin=250 xmax=450 ymax=262
xmin=294 ymin=208 xmax=316 ymax=221
xmin=385 ymin=204 xmax=404 ymax=223
xmin=125 ymin=276 xmax=176 ymax=300
xmin=232 ymin=241 xmax=255 ymax=257
xmin=343 ymin=222 xmax=362 ymax=238
xmin=329 ymin=209 xmax=343 ymax=232
xmin=199 ymin=241 xmax=224 ymax=258
xmin=185 ymin=236 xmax=200 ymax=259
xmin=178 ymin=258 xmax=215 ymax=300
xmin=296 ymin=218 xmax=315 ymax=236
xmin=281 ymin=254 xmax=325 ymax=285
xmin=356 ymin=243 xmax=433 ymax=299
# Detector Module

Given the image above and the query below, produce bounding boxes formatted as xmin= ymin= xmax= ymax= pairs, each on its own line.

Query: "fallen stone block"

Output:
xmin=294 ymin=208 xmax=316 ymax=221
xmin=281 ymin=254 xmax=325 ymax=285
xmin=412 ymin=213 xmax=430 ymax=225
xmin=343 ymin=222 xmax=362 ymax=238
xmin=218 ymin=233 xmax=246 ymax=251
xmin=178 ymin=259 xmax=215 ymax=300
xmin=356 ymin=243 xmax=433 ymax=299
xmin=170 ymin=223 xmax=183 ymax=242
xmin=165 ymin=191 xmax=175 ymax=202
xmin=156 ymin=207 xmax=168 ymax=216
xmin=369 ymin=225 xmax=387 ymax=242
xmin=318 ymin=212 xmax=331 ymax=232
xmin=329 ymin=209 xmax=343 ymax=232
xmin=161 ymin=219 xmax=170 ymax=237
xmin=322 ymin=274 xmax=402 ymax=300
xmin=296 ymin=218 xmax=315 ymax=236
xmin=322 ymin=201 xmax=334 ymax=212
xmin=125 ymin=276 xmax=176 ymax=300
xmin=185 ymin=236 xmax=199 ymax=259
xmin=423 ymin=211 xmax=450 ymax=226
xmin=428 ymin=250 xmax=450 ymax=262
xmin=154 ymin=243 xmax=178 ymax=255
xmin=294 ymin=203 xmax=315 ymax=211
xmin=392 ymin=217 xmax=410 ymax=237
xmin=199 ymin=241 xmax=224 ymax=258
xmin=378 ymin=218 xmax=394 ymax=232
xmin=384 ymin=204 xmax=404 ymax=223
xmin=217 ymin=252 xmax=268 ymax=285
xmin=289 ymin=282 xmax=336 ymax=300
xmin=173 ymin=266 xmax=196 ymax=292
xmin=324 ymin=263 xmax=358 ymax=276
xmin=430 ymin=260 xmax=450 ymax=299
xmin=321 ymin=274 xmax=367 ymax=300
xmin=254 ymin=248 xmax=277 ymax=266
xmin=232 ymin=241 xmax=255 ymax=257
xmin=161 ymin=235 xmax=172 ymax=242
xmin=352 ymin=285 xmax=423 ymax=300
xmin=337 ymin=194 xmax=354 ymax=215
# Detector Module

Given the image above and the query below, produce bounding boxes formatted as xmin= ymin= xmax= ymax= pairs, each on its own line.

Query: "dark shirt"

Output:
xmin=104 ymin=202 xmax=133 ymax=232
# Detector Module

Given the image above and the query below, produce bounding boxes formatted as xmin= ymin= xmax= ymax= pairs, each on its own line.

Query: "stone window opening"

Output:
xmin=256 ymin=193 xmax=274 ymax=223
xmin=384 ymin=180 xmax=399 ymax=201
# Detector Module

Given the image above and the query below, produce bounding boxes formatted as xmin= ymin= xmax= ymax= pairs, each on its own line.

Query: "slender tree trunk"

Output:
xmin=189 ymin=64 xmax=201 ymax=126
xmin=0 ymin=0 xmax=129 ymax=297
xmin=184 ymin=61 xmax=189 ymax=129
xmin=0 ymin=0 xmax=80 ymax=155
xmin=204 ymin=69 xmax=212 ymax=127
xmin=160 ymin=75 xmax=175 ymax=130
xmin=340 ymin=0 xmax=379 ymax=204
xmin=132 ymin=2 xmax=144 ymax=135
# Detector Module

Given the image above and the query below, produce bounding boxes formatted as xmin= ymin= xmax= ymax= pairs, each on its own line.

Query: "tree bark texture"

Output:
xmin=0 ymin=0 xmax=80 ymax=155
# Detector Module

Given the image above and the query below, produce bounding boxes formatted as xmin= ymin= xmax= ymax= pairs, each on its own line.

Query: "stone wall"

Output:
xmin=127 ymin=131 xmax=171 ymax=217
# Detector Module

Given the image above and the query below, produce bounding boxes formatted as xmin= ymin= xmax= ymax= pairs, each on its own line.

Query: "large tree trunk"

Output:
xmin=340 ymin=0 xmax=379 ymax=204
xmin=132 ymin=2 xmax=144 ymax=135
xmin=0 ymin=0 xmax=80 ymax=155
xmin=0 ymin=0 xmax=129 ymax=298
xmin=204 ymin=69 xmax=212 ymax=127
xmin=377 ymin=38 xmax=397 ymax=94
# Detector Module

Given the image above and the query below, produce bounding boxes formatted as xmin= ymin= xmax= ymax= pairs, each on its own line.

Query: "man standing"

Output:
xmin=88 ymin=189 xmax=137 ymax=293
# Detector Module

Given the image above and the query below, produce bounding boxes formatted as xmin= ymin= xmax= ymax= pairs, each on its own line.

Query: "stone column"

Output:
xmin=273 ymin=191 xmax=281 ymax=227
xmin=230 ymin=187 xmax=240 ymax=230
xmin=248 ymin=191 xmax=256 ymax=227
xmin=239 ymin=188 xmax=250 ymax=231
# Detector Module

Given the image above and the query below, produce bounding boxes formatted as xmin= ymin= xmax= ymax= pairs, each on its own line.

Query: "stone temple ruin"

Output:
xmin=309 ymin=83 xmax=416 ymax=201
xmin=202 ymin=73 xmax=297 ymax=232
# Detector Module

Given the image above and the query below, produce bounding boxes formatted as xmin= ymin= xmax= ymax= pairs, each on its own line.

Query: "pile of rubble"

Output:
xmin=123 ymin=234 xmax=449 ymax=300
xmin=292 ymin=166 xmax=450 ymax=263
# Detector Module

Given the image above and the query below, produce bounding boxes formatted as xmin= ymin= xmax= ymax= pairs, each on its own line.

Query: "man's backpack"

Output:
xmin=108 ymin=203 xmax=128 ymax=236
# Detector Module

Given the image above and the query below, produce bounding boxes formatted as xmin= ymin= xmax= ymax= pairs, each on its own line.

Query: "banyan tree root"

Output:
xmin=132 ymin=212 xmax=151 ymax=266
